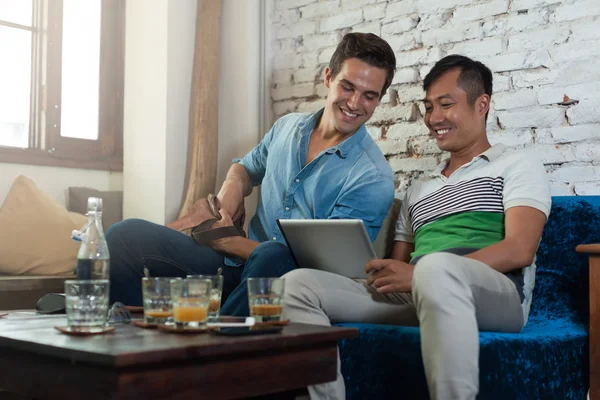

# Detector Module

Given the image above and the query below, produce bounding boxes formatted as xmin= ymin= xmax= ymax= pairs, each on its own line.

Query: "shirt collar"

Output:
xmin=430 ymin=143 xmax=506 ymax=177
xmin=298 ymin=108 xmax=367 ymax=158
xmin=479 ymin=143 xmax=505 ymax=161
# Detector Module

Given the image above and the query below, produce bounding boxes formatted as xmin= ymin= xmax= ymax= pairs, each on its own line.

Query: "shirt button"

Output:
xmin=285 ymin=207 xmax=290 ymax=211
xmin=295 ymin=179 xmax=300 ymax=183
xmin=272 ymin=237 xmax=277 ymax=241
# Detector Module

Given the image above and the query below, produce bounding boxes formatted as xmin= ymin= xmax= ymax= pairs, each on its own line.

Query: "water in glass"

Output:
xmin=65 ymin=279 xmax=110 ymax=332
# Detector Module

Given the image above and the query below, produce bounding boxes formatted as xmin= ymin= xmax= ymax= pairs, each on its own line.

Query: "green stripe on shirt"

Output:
xmin=410 ymin=211 xmax=505 ymax=261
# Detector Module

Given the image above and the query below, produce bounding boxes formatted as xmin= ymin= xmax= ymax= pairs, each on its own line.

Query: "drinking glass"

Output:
xmin=142 ymin=277 xmax=172 ymax=324
xmin=247 ymin=278 xmax=285 ymax=322
xmin=168 ymin=277 xmax=184 ymax=324
xmin=171 ymin=278 xmax=212 ymax=328
xmin=187 ymin=274 xmax=223 ymax=321
xmin=65 ymin=279 xmax=110 ymax=332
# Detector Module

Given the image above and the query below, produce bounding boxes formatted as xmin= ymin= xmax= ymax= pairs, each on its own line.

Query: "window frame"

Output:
xmin=0 ymin=0 xmax=125 ymax=171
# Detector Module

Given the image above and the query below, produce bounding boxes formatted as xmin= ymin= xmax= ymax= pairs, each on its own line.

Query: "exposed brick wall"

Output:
xmin=268 ymin=0 xmax=600 ymax=196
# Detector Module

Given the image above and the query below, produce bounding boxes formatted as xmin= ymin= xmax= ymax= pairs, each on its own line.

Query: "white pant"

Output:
xmin=281 ymin=252 xmax=525 ymax=400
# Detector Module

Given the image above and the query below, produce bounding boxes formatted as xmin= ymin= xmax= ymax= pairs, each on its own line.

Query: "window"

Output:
xmin=0 ymin=0 xmax=124 ymax=170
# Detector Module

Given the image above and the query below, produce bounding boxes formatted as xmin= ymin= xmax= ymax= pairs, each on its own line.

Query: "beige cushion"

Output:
xmin=372 ymin=198 xmax=402 ymax=259
xmin=0 ymin=176 xmax=86 ymax=275
xmin=67 ymin=187 xmax=123 ymax=230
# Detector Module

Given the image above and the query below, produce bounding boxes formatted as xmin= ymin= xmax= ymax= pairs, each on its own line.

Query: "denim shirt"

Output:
xmin=233 ymin=109 xmax=394 ymax=256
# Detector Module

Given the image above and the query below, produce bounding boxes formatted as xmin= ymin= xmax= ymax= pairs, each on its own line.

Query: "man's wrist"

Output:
xmin=213 ymin=235 xmax=251 ymax=255
xmin=210 ymin=236 xmax=256 ymax=261
xmin=210 ymin=235 xmax=238 ymax=252
xmin=218 ymin=179 xmax=244 ymax=203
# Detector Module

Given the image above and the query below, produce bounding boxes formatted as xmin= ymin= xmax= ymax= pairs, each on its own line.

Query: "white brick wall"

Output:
xmin=493 ymin=89 xmax=538 ymax=110
xmin=567 ymin=100 xmax=600 ymax=125
xmin=268 ymin=0 xmax=600 ymax=196
xmin=507 ymin=26 xmax=570 ymax=52
xmin=552 ymin=0 xmax=600 ymax=22
xmin=421 ymin=22 xmax=483 ymax=46
xmin=452 ymin=0 xmax=509 ymax=23
xmin=320 ymin=10 xmax=363 ymax=32
xmin=382 ymin=16 xmax=419 ymax=35
xmin=505 ymin=9 xmax=549 ymax=33
xmin=300 ymin=1 xmax=340 ymax=18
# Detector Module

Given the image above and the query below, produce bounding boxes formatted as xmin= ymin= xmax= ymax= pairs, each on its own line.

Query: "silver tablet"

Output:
xmin=277 ymin=219 xmax=376 ymax=279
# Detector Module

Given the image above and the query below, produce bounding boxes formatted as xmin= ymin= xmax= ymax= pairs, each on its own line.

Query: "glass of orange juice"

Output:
xmin=171 ymin=278 xmax=212 ymax=328
xmin=186 ymin=274 xmax=223 ymax=321
xmin=142 ymin=277 xmax=173 ymax=324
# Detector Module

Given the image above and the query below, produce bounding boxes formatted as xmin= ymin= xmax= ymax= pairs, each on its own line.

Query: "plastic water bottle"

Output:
xmin=75 ymin=197 xmax=110 ymax=280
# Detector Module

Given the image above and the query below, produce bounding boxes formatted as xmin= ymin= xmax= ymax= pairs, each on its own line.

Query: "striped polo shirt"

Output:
xmin=395 ymin=144 xmax=551 ymax=321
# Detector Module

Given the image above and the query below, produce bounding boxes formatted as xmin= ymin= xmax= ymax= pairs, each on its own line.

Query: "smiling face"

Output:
xmin=322 ymin=58 xmax=387 ymax=136
xmin=423 ymin=68 xmax=490 ymax=153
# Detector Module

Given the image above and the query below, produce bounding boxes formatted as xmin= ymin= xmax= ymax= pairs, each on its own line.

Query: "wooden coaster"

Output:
xmin=157 ymin=324 xmax=215 ymax=334
xmin=55 ymin=326 xmax=115 ymax=336
xmin=133 ymin=320 xmax=158 ymax=329
xmin=126 ymin=306 xmax=144 ymax=314
xmin=255 ymin=319 xmax=290 ymax=327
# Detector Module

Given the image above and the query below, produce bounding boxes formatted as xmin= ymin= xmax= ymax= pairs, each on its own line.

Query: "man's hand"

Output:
xmin=206 ymin=210 xmax=259 ymax=260
xmin=166 ymin=196 xmax=219 ymax=232
xmin=365 ymin=259 xmax=415 ymax=294
xmin=207 ymin=209 xmax=235 ymax=252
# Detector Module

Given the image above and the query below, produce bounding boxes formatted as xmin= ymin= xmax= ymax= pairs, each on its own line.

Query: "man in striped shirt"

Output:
xmin=282 ymin=55 xmax=551 ymax=400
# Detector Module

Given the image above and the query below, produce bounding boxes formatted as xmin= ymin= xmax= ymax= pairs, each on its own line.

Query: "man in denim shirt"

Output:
xmin=107 ymin=33 xmax=396 ymax=315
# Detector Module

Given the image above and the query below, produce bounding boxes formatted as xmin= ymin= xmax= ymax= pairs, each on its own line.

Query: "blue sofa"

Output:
xmin=337 ymin=196 xmax=600 ymax=399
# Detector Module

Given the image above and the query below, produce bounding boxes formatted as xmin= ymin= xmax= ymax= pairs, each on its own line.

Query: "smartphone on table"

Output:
xmin=214 ymin=326 xmax=283 ymax=336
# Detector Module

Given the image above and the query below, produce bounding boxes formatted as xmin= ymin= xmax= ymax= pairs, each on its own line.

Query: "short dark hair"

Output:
xmin=423 ymin=54 xmax=493 ymax=120
xmin=329 ymin=33 xmax=396 ymax=99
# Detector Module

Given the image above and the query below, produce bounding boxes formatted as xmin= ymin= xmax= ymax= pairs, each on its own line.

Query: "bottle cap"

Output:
xmin=87 ymin=197 xmax=103 ymax=214
xmin=71 ymin=229 xmax=86 ymax=242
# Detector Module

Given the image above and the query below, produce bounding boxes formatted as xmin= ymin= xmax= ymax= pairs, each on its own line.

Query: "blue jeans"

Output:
xmin=106 ymin=218 xmax=297 ymax=316
xmin=220 ymin=241 xmax=297 ymax=316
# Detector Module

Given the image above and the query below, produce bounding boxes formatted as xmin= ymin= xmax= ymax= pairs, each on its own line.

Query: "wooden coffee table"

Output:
xmin=0 ymin=311 xmax=357 ymax=399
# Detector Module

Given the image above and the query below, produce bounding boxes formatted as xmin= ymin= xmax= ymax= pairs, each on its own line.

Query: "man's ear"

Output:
xmin=324 ymin=67 xmax=332 ymax=89
xmin=477 ymin=94 xmax=490 ymax=117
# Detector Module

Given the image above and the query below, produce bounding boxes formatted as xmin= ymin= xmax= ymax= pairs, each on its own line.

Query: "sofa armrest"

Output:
xmin=576 ymin=244 xmax=600 ymax=254
xmin=0 ymin=275 xmax=72 ymax=311
xmin=576 ymin=244 xmax=600 ymax=400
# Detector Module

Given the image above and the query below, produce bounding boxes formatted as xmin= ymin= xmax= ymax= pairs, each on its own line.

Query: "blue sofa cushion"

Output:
xmin=336 ymin=196 xmax=600 ymax=400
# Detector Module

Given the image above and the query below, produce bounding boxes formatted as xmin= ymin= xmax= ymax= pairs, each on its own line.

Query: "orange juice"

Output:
xmin=145 ymin=310 xmax=172 ymax=318
xmin=174 ymin=306 xmax=208 ymax=322
xmin=250 ymin=304 xmax=283 ymax=316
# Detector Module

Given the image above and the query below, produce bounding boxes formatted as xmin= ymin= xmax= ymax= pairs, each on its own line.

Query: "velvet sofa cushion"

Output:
xmin=338 ymin=319 xmax=587 ymax=399
xmin=336 ymin=196 xmax=600 ymax=400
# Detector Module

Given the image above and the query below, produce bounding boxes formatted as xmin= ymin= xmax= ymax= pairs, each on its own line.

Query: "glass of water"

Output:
xmin=171 ymin=278 xmax=212 ymax=328
xmin=247 ymin=278 xmax=285 ymax=322
xmin=65 ymin=279 xmax=110 ymax=333
xmin=142 ymin=277 xmax=173 ymax=324
xmin=187 ymin=275 xmax=223 ymax=321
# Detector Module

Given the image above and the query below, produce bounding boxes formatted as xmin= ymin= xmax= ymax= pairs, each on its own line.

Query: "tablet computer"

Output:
xmin=277 ymin=219 xmax=376 ymax=279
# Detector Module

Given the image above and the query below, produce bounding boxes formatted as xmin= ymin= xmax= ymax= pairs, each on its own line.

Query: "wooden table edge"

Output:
xmin=0 ymin=320 xmax=359 ymax=368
